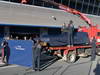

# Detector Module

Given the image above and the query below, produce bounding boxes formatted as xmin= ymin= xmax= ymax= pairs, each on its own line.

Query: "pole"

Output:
xmin=97 ymin=3 xmax=100 ymax=15
xmin=86 ymin=0 xmax=90 ymax=14
xmin=92 ymin=0 xmax=96 ymax=14
xmin=61 ymin=0 xmax=62 ymax=4
xmin=68 ymin=0 xmax=70 ymax=7
xmin=32 ymin=0 xmax=35 ymax=5
xmin=81 ymin=0 xmax=84 ymax=12
xmin=75 ymin=0 xmax=78 ymax=9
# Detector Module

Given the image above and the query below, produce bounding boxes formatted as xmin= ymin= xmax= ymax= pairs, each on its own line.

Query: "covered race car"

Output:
xmin=40 ymin=32 xmax=90 ymax=47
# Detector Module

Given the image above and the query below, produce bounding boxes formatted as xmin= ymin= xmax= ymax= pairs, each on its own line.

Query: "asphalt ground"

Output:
xmin=0 ymin=56 xmax=100 ymax=75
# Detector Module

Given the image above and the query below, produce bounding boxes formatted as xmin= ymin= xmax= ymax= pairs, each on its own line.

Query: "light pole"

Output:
xmin=86 ymin=0 xmax=90 ymax=14
xmin=81 ymin=0 xmax=84 ymax=12
xmin=32 ymin=0 xmax=35 ymax=5
xmin=92 ymin=0 xmax=96 ymax=14
xmin=97 ymin=0 xmax=100 ymax=15
xmin=75 ymin=0 xmax=78 ymax=9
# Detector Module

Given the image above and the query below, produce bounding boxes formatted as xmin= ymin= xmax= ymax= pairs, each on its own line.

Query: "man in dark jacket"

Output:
xmin=1 ymin=41 xmax=10 ymax=64
xmin=33 ymin=39 xmax=42 ymax=71
xmin=91 ymin=37 xmax=96 ymax=61
xmin=61 ymin=20 xmax=74 ymax=46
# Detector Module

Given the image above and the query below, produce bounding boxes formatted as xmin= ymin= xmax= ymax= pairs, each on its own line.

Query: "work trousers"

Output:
xmin=91 ymin=39 xmax=96 ymax=61
xmin=33 ymin=47 xmax=41 ymax=71
xmin=68 ymin=32 xmax=73 ymax=46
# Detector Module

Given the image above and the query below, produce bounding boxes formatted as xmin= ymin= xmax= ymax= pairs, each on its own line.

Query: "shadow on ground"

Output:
xmin=93 ymin=59 xmax=100 ymax=75
xmin=0 ymin=64 xmax=11 ymax=67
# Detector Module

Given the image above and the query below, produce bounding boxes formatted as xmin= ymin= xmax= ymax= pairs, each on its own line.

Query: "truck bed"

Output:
xmin=40 ymin=32 xmax=90 ymax=47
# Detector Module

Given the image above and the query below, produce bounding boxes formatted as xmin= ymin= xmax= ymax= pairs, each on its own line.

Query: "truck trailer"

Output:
xmin=39 ymin=0 xmax=100 ymax=63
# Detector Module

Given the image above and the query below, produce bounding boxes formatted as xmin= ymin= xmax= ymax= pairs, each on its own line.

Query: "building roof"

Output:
xmin=0 ymin=1 xmax=100 ymax=28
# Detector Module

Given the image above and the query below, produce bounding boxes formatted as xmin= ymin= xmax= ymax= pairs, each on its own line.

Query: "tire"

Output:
xmin=62 ymin=54 xmax=68 ymax=61
xmin=67 ymin=51 xmax=76 ymax=63
xmin=96 ymin=47 xmax=100 ymax=56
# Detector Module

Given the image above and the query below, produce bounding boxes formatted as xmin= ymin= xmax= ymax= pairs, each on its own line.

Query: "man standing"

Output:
xmin=61 ymin=20 xmax=74 ymax=47
xmin=61 ymin=22 xmax=67 ymax=32
xmin=33 ymin=39 xmax=42 ymax=71
xmin=1 ymin=41 xmax=10 ymax=64
xmin=67 ymin=20 xmax=74 ymax=46
xmin=91 ymin=37 xmax=96 ymax=61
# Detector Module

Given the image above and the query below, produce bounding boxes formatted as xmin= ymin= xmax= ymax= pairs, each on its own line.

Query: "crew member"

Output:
xmin=91 ymin=37 xmax=96 ymax=61
xmin=1 ymin=41 xmax=10 ymax=64
xmin=33 ymin=39 xmax=42 ymax=71
xmin=61 ymin=20 xmax=74 ymax=46
xmin=78 ymin=26 xmax=83 ymax=32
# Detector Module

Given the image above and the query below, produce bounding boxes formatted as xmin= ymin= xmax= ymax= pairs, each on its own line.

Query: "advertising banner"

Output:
xmin=8 ymin=40 xmax=33 ymax=67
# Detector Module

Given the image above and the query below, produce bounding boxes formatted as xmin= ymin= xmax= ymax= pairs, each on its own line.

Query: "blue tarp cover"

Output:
xmin=40 ymin=32 xmax=90 ymax=46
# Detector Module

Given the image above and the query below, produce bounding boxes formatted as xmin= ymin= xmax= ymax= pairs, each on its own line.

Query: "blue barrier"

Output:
xmin=8 ymin=40 xmax=33 ymax=67
xmin=0 ymin=34 xmax=4 ymax=55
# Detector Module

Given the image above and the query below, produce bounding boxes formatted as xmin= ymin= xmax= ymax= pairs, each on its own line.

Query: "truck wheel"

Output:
xmin=67 ymin=51 xmax=76 ymax=63
xmin=96 ymin=47 xmax=100 ymax=56
xmin=62 ymin=54 xmax=68 ymax=61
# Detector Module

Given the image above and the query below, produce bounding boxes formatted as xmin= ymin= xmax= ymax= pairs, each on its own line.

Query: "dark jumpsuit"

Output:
xmin=2 ymin=41 xmax=10 ymax=64
xmin=62 ymin=24 xmax=74 ymax=46
xmin=33 ymin=42 xmax=42 ymax=70
xmin=91 ymin=37 xmax=96 ymax=61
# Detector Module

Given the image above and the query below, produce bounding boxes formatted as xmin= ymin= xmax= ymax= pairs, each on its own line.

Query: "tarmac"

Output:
xmin=0 ymin=56 xmax=100 ymax=75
